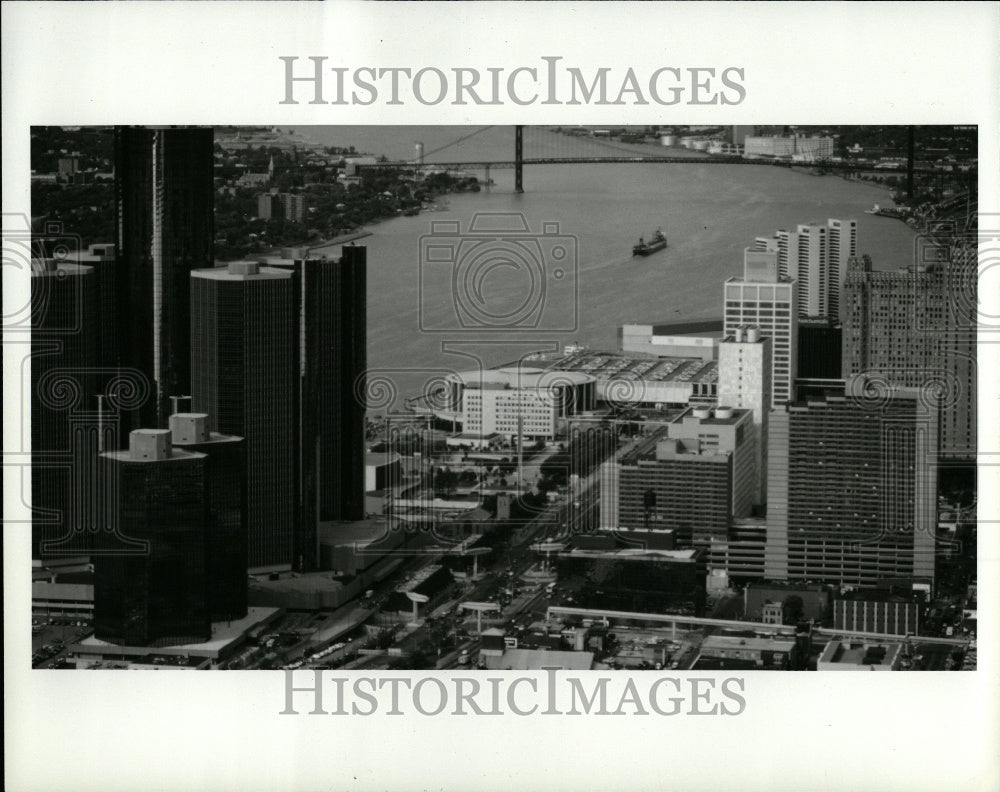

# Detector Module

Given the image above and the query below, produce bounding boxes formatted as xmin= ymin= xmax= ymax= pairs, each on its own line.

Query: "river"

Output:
xmin=289 ymin=126 xmax=918 ymax=402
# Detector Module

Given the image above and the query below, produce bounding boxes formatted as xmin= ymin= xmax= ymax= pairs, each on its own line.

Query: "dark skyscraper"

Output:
xmin=94 ymin=429 xmax=211 ymax=646
xmin=190 ymin=262 xmax=298 ymax=570
xmin=797 ymin=317 xmax=842 ymax=381
xmin=30 ymin=260 xmax=99 ymax=559
xmin=170 ymin=412 xmax=248 ymax=621
xmin=264 ymin=247 xmax=367 ymax=570
xmin=115 ymin=126 xmax=214 ymax=430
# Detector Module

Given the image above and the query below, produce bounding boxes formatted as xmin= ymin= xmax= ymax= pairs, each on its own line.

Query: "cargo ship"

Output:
xmin=632 ymin=228 xmax=667 ymax=256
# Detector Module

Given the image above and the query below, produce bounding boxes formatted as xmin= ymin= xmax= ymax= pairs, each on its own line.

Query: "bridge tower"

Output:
xmin=514 ymin=125 xmax=524 ymax=193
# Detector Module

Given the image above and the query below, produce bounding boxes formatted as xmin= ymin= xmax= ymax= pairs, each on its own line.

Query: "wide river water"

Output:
xmin=291 ymin=127 xmax=919 ymax=402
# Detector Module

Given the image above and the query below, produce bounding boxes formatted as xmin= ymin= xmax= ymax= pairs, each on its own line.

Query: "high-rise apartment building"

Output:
xmin=755 ymin=218 xmax=856 ymax=320
xmin=94 ymin=429 xmax=211 ymax=646
xmin=115 ymin=126 xmax=214 ymax=429
xmin=190 ymin=262 xmax=298 ymax=571
xmin=765 ymin=387 xmax=938 ymax=587
xmin=717 ymin=327 xmax=772 ymax=506
xmin=826 ymin=218 xmax=857 ymax=319
xmin=169 ymin=412 xmax=248 ymax=621
xmin=841 ymin=251 xmax=976 ymax=460
xmin=724 ymin=248 xmax=798 ymax=406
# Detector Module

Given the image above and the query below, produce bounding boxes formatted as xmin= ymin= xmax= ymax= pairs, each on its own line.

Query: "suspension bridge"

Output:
xmin=355 ymin=125 xmax=970 ymax=199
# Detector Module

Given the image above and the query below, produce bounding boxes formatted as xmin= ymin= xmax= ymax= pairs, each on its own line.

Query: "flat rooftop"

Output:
xmin=191 ymin=264 xmax=291 ymax=281
xmin=543 ymin=351 xmax=718 ymax=387
xmin=702 ymin=635 xmax=796 ymax=652
xmin=318 ymin=518 xmax=393 ymax=548
xmin=448 ymin=366 xmax=594 ymax=388
xmin=482 ymin=648 xmax=594 ymax=671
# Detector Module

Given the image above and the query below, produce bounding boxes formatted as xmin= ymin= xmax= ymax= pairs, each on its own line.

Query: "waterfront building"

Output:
xmin=618 ymin=321 xmax=720 ymax=360
xmin=841 ymin=251 xmax=976 ymax=460
xmin=94 ymin=429 xmax=210 ymax=646
xmin=169 ymin=412 xmax=248 ymax=622
xmin=440 ymin=367 xmax=596 ymax=441
xmin=826 ymin=218 xmax=858 ymax=319
xmin=743 ymin=136 xmax=834 ymax=161
xmin=190 ymin=262 xmax=298 ymax=571
xmin=266 ymin=246 xmax=368 ymax=534
xmin=723 ymin=249 xmax=798 ymax=406
xmin=114 ymin=126 xmax=215 ymax=428
xmin=765 ymin=387 xmax=938 ymax=587
xmin=754 ymin=218 xmax=856 ymax=320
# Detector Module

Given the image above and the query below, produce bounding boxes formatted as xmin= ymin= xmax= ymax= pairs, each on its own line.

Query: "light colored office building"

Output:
xmin=717 ymin=327 xmax=772 ymax=506
xmin=724 ymin=249 xmax=798 ymax=406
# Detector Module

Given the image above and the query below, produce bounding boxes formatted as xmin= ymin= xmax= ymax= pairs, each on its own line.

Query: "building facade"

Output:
xmin=841 ymin=251 xmax=976 ymax=460
xmin=724 ymin=249 xmax=798 ymax=406
xmin=604 ymin=406 xmax=754 ymax=545
xmin=833 ymin=594 xmax=920 ymax=636
xmin=114 ymin=126 xmax=215 ymax=428
xmin=717 ymin=327 xmax=772 ymax=506
xmin=442 ymin=367 xmax=596 ymax=440
xmin=765 ymin=389 xmax=938 ymax=587
xmin=94 ymin=429 xmax=211 ymax=646
xmin=268 ymin=247 xmax=368 ymax=529
xmin=30 ymin=261 xmax=99 ymax=558
xmin=754 ymin=218 xmax=856 ymax=320
xmin=169 ymin=412 xmax=248 ymax=621
xmin=190 ymin=262 xmax=298 ymax=571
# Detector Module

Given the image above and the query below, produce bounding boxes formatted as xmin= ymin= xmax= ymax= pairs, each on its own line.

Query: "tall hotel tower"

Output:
xmin=191 ymin=262 xmax=298 ymax=571
xmin=268 ymin=247 xmax=368 ymax=536
xmin=724 ymin=248 xmax=798 ymax=406
xmin=114 ymin=126 xmax=214 ymax=429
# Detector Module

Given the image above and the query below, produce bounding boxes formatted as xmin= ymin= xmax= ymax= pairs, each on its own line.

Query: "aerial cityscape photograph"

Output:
xmin=27 ymin=123 xmax=978 ymax=673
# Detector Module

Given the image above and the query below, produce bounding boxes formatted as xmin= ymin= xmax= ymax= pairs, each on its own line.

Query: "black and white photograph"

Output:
xmin=4 ymin=4 xmax=999 ymax=792
xmin=24 ymin=123 xmax=980 ymax=674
